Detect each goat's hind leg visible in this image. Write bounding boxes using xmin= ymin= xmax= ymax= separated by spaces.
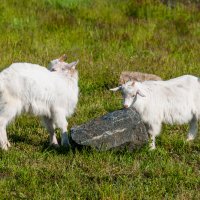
xmin=0 ymin=99 xmax=21 ymax=150
xmin=42 ymin=117 xmax=59 ymax=147
xmin=187 ymin=115 xmax=198 ymax=141
xmin=0 ymin=115 xmax=13 ymax=150
xmin=0 ymin=125 xmax=9 ymax=150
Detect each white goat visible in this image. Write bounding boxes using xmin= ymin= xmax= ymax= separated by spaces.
xmin=119 ymin=71 xmax=162 ymax=85
xmin=111 ymin=75 xmax=200 ymax=149
xmin=0 ymin=55 xmax=79 ymax=150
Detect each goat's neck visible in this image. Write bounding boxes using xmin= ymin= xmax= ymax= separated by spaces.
xmin=132 ymin=85 xmax=148 ymax=114
xmin=59 ymin=73 xmax=78 ymax=84
xmin=67 ymin=76 xmax=78 ymax=87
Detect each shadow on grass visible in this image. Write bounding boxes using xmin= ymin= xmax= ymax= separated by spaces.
xmin=9 ymin=132 xmax=149 ymax=156
xmin=9 ymin=134 xmax=41 ymax=147
xmin=40 ymin=141 xmax=140 ymax=156
xmin=40 ymin=139 xmax=93 ymax=155
xmin=8 ymin=132 xmax=89 ymax=155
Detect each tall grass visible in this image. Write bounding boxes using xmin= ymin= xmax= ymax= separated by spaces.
xmin=0 ymin=0 xmax=200 ymax=199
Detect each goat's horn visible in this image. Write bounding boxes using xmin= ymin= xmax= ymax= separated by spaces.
xmin=59 ymin=54 xmax=67 ymax=61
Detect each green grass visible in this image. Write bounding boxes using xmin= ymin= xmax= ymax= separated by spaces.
xmin=0 ymin=0 xmax=200 ymax=199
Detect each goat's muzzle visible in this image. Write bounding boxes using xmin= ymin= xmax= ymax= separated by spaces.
xmin=124 ymin=105 xmax=129 ymax=109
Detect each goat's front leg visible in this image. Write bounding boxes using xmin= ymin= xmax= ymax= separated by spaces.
xmin=148 ymin=123 xmax=161 ymax=150
xmin=42 ymin=117 xmax=59 ymax=147
xmin=60 ymin=120 xmax=70 ymax=147
xmin=53 ymin=112 xmax=70 ymax=148
xmin=187 ymin=115 xmax=198 ymax=141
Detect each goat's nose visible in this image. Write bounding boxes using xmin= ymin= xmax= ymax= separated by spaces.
xmin=124 ymin=105 xmax=129 ymax=109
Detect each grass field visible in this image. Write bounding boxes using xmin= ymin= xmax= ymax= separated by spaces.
xmin=0 ymin=0 xmax=200 ymax=199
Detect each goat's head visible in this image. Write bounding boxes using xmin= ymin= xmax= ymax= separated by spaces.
xmin=110 ymin=81 xmax=145 ymax=108
xmin=48 ymin=54 xmax=79 ymax=78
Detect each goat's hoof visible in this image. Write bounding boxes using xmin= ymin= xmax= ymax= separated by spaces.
xmin=61 ymin=136 xmax=70 ymax=148
xmin=50 ymin=143 xmax=60 ymax=148
xmin=186 ymin=135 xmax=195 ymax=142
xmin=7 ymin=141 xmax=11 ymax=147
xmin=149 ymin=146 xmax=156 ymax=150
xmin=0 ymin=140 xmax=11 ymax=150
xmin=0 ymin=144 xmax=9 ymax=151
xmin=61 ymin=140 xmax=71 ymax=150
xmin=61 ymin=142 xmax=70 ymax=148
xmin=186 ymin=138 xmax=194 ymax=142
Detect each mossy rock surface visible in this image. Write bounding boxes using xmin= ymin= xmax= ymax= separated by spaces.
xmin=70 ymin=107 xmax=148 ymax=151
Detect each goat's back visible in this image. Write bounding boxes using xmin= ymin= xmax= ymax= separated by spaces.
xmin=0 ymin=63 xmax=78 ymax=117
xmin=136 ymin=75 xmax=200 ymax=124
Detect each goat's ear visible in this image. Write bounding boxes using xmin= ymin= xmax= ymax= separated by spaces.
xmin=68 ymin=60 xmax=79 ymax=69
xmin=119 ymin=79 xmax=125 ymax=85
xmin=110 ymin=86 xmax=122 ymax=92
xmin=59 ymin=54 xmax=67 ymax=62
xmin=137 ymin=89 xmax=145 ymax=97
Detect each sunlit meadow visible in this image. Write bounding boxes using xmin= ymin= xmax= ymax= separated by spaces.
xmin=0 ymin=0 xmax=200 ymax=199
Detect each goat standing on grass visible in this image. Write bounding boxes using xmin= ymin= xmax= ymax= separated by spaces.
xmin=111 ymin=75 xmax=200 ymax=149
xmin=0 ymin=55 xmax=79 ymax=150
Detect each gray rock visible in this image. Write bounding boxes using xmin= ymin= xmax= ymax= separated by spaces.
xmin=69 ymin=107 xmax=148 ymax=151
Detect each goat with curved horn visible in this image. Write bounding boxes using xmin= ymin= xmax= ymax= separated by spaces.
xmin=59 ymin=54 xmax=67 ymax=62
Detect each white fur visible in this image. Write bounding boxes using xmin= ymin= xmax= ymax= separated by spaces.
xmin=111 ymin=75 xmax=200 ymax=149
xmin=0 ymin=59 xmax=79 ymax=150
